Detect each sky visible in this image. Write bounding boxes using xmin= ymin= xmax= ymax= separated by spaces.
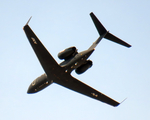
xmin=0 ymin=0 xmax=150 ymax=120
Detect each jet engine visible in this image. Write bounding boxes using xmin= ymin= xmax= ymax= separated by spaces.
xmin=75 ymin=60 xmax=93 ymax=74
xmin=58 ymin=46 xmax=77 ymax=60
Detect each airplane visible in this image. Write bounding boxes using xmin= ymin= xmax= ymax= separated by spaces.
xmin=23 ymin=12 xmax=131 ymax=107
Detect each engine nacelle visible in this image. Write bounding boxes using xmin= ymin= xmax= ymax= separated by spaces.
xmin=75 ymin=60 xmax=93 ymax=74
xmin=58 ymin=46 xmax=77 ymax=60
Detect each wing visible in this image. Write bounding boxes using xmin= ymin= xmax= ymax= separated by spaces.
xmin=54 ymin=74 xmax=120 ymax=107
xmin=23 ymin=25 xmax=62 ymax=77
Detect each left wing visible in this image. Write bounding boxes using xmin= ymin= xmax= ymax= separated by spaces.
xmin=23 ymin=24 xmax=62 ymax=77
xmin=54 ymin=74 xmax=120 ymax=107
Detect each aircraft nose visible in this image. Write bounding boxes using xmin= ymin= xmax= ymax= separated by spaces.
xmin=27 ymin=84 xmax=36 ymax=94
xmin=27 ymin=89 xmax=33 ymax=94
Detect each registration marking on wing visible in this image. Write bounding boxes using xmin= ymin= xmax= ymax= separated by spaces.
xmin=31 ymin=37 xmax=37 ymax=44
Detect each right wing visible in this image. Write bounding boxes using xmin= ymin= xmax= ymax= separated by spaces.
xmin=54 ymin=74 xmax=120 ymax=107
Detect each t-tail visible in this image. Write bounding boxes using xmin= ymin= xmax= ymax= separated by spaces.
xmin=89 ymin=12 xmax=131 ymax=50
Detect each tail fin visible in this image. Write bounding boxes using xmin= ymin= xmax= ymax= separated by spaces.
xmin=90 ymin=12 xmax=131 ymax=48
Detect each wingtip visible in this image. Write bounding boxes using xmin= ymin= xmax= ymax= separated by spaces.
xmin=90 ymin=12 xmax=93 ymax=15
xmin=90 ymin=12 xmax=95 ymax=16
xmin=115 ymin=98 xmax=127 ymax=107
xmin=23 ymin=16 xmax=32 ymax=30
xmin=113 ymin=98 xmax=127 ymax=107
xmin=114 ymin=103 xmax=120 ymax=107
xmin=128 ymin=45 xmax=132 ymax=48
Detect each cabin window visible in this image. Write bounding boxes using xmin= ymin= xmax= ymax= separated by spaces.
xmin=71 ymin=66 xmax=74 ymax=68
xmin=32 ymin=81 xmax=36 ymax=86
xmin=75 ymin=62 xmax=78 ymax=66
xmin=46 ymin=81 xmax=49 ymax=84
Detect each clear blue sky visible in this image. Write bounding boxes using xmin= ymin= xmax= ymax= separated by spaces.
xmin=0 ymin=1 xmax=150 ymax=120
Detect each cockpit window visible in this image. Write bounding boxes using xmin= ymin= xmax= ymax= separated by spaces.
xmin=32 ymin=81 xmax=36 ymax=86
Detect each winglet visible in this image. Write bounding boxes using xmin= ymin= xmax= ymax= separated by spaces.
xmin=121 ymin=98 xmax=127 ymax=104
xmin=25 ymin=16 xmax=32 ymax=25
xmin=115 ymin=98 xmax=127 ymax=107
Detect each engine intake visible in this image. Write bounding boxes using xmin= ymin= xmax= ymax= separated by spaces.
xmin=58 ymin=46 xmax=77 ymax=60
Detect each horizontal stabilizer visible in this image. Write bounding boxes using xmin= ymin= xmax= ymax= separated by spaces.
xmin=90 ymin=12 xmax=131 ymax=48
xmin=105 ymin=32 xmax=131 ymax=47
